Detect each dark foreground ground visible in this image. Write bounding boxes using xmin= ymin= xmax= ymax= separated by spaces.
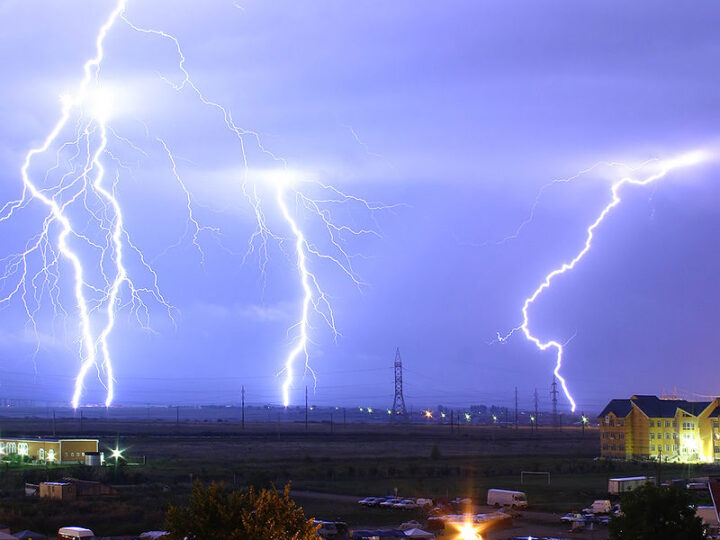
xmin=0 ymin=417 xmax=714 ymax=537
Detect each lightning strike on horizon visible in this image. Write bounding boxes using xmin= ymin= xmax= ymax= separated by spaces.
xmin=498 ymin=149 xmax=711 ymax=412
xmin=1 ymin=0 xmax=389 ymax=408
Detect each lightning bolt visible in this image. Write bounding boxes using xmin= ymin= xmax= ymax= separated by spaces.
xmin=499 ymin=149 xmax=711 ymax=412
xmin=2 ymin=1 xmax=391 ymax=408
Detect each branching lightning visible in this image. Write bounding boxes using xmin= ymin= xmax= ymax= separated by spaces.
xmin=2 ymin=0 xmax=390 ymax=407
xmin=498 ymin=150 xmax=711 ymax=412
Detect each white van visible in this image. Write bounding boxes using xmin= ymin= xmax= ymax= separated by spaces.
xmin=486 ymin=489 xmax=527 ymax=509
xmin=58 ymin=527 xmax=95 ymax=540
xmin=582 ymin=499 xmax=611 ymax=514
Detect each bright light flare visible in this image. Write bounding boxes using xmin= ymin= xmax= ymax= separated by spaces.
xmin=424 ymin=409 xmax=433 ymax=419
xmin=110 ymin=447 xmax=123 ymax=460
xmin=451 ymin=518 xmax=482 ymax=540
xmin=499 ymin=149 xmax=713 ymax=412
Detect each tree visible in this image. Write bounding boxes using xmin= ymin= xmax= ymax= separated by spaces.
xmin=609 ymin=483 xmax=706 ymax=540
xmin=165 ymin=480 xmax=320 ymax=540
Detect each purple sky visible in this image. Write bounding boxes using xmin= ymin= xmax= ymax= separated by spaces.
xmin=0 ymin=0 xmax=719 ymax=413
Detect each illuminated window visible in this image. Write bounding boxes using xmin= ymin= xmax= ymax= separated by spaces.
xmin=0 ymin=442 xmax=5 ymax=455
xmin=18 ymin=443 xmax=28 ymax=456
xmin=7 ymin=442 xmax=16 ymax=454
xmin=38 ymin=449 xmax=44 ymax=460
xmin=47 ymin=449 xmax=55 ymax=462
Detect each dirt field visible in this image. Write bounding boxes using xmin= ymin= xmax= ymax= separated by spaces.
xmin=0 ymin=416 xmax=713 ymax=537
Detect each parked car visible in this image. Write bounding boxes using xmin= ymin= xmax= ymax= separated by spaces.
xmin=393 ymin=499 xmax=420 ymax=509
xmin=379 ymin=497 xmax=402 ymax=508
xmin=358 ymin=497 xmax=380 ymax=506
xmin=415 ymin=497 xmax=434 ymax=508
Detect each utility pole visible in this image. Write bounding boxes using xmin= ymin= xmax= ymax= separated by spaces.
xmin=534 ymin=388 xmax=539 ymax=433
xmin=241 ymin=386 xmax=245 ymax=430
xmin=514 ymin=386 xmax=518 ymax=430
xmin=305 ymin=386 xmax=308 ymax=432
xmin=551 ymin=377 xmax=559 ymax=428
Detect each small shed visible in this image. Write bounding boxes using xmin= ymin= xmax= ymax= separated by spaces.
xmin=39 ymin=482 xmax=76 ymax=501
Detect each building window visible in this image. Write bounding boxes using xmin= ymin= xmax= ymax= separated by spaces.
xmin=714 ymin=446 xmax=720 ymax=454
xmin=651 ymin=444 xmax=655 ymax=451
xmin=38 ymin=448 xmax=44 ymax=460
xmin=611 ymin=445 xmax=616 ymax=451
xmin=617 ymin=420 xmax=624 ymax=426
xmin=47 ymin=449 xmax=55 ymax=462
xmin=7 ymin=442 xmax=16 ymax=454
xmin=673 ymin=445 xmax=677 ymax=451
xmin=619 ymin=444 xmax=625 ymax=451
xmin=665 ymin=421 xmax=670 ymax=428
xmin=713 ymin=421 xmax=719 ymax=429
xmin=18 ymin=443 xmax=28 ymax=456
xmin=666 ymin=433 xmax=671 ymax=439
xmin=650 ymin=420 xmax=655 ymax=427
xmin=619 ymin=433 xmax=624 ymax=439
xmin=610 ymin=433 xmax=615 ymax=439
xmin=672 ymin=421 xmax=677 ymax=428
xmin=650 ymin=433 xmax=655 ymax=439
xmin=666 ymin=444 xmax=670 ymax=452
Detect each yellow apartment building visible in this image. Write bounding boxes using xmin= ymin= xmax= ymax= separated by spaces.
xmin=599 ymin=395 xmax=720 ymax=463
xmin=0 ymin=438 xmax=98 ymax=463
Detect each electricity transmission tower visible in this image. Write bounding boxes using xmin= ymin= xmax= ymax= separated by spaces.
xmin=391 ymin=348 xmax=407 ymax=418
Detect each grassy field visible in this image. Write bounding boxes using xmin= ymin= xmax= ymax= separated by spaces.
xmin=0 ymin=418 xmax=714 ymax=535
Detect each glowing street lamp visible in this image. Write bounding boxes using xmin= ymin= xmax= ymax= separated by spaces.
xmin=464 ymin=412 xmax=471 ymax=423
xmin=425 ymin=410 xmax=433 ymax=419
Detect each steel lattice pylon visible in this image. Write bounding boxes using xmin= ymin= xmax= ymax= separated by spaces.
xmin=391 ymin=348 xmax=407 ymax=417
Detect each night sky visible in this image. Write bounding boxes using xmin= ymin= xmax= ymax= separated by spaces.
xmin=0 ymin=0 xmax=719 ymax=413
